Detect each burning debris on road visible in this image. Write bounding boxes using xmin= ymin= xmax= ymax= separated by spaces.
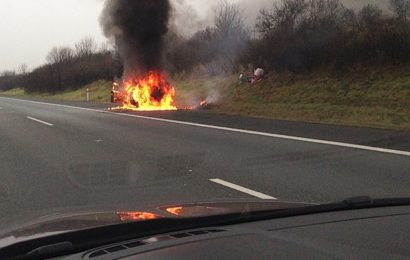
xmin=101 ymin=0 xmax=176 ymax=111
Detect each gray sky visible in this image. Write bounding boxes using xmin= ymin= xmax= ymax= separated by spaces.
xmin=0 ymin=0 xmax=230 ymax=72
xmin=0 ymin=0 xmax=107 ymax=72
xmin=0 ymin=0 xmax=381 ymax=72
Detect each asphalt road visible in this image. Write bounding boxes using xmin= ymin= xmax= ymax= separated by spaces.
xmin=0 ymin=96 xmax=409 ymax=231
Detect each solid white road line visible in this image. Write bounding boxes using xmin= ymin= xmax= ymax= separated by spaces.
xmin=117 ymin=113 xmax=410 ymax=157
xmin=0 ymin=97 xmax=107 ymax=113
xmin=210 ymin=178 xmax=277 ymax=200
xmin=26 ymin=116 xmax=54 ymax=126
xmin=1 ymin=96 xmax=409 ymax=157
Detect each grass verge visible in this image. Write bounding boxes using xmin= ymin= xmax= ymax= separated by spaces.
xmin=0 ymin=80 xmax=112 ymax=103
xmin=174 ymin=66 xmax=410 ymax=130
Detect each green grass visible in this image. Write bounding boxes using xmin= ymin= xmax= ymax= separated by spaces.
xmin=1 ymin=88 xmax=26 ymax=96
xmin=0 ymin=80 xmax=113 ymax=103
xmin=1 ymin=66 xmax=409 ymax=130
xmin=49 ymin=80 xmax=113 ymax=103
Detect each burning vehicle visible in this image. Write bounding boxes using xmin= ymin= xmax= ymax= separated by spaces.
xmin=103 ymin=0 xmax=211 ymax=112
xmin=110 ymin=71 xmax=176 ymax=111
xmin=102 ymin=0 xmax=176 ymax=111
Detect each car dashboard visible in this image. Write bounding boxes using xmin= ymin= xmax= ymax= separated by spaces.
xmin=58 ymin=205 xmax=410 ymax=259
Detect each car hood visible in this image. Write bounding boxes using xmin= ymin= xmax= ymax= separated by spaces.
xmin=0 ymin=200 xmax=311 ymax=248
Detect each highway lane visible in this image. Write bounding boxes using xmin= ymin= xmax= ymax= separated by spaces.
xmin=0 ymin=96 xmax=409 ymax=231
xmin=0 ymin=98 xmax=242 ymax=231
xmin=3 ymin=95 xmax=409 ymax=152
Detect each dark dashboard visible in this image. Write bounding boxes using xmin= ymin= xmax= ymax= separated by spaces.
xmin=60 ymin=205 xmax=410 ymax=259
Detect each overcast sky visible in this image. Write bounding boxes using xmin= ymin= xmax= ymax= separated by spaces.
xmin=0 ymin=0 xmax=251 ymax=72
xmin=0 ymin=0 xmax=107 ymax=72
xmin=0 ymin=0 xmax=380 ymax=72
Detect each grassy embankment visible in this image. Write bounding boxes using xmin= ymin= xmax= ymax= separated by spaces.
xmin=1 ymin=66 xmax=409 ymax=130
xmin=175 ymin=66 xmax=410 ymax=130
xmin=0 ymin=80 xmax=113 ymax=103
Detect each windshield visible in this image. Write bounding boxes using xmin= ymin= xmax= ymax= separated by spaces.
xmin=0 ymin=0 xmax=409 ymax=238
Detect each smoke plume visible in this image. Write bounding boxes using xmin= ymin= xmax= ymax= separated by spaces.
xmin=100 ymin=0 xmax=171 ymax=77
xmin=169 ymin=0 xmax=208 ymax=37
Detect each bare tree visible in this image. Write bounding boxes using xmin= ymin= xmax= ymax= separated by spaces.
xmin=359 ymin=4 xmax=382 ymax=23
xmin=214 ymin=0 xmax=250 ymax=72
xmin=75 ymin=37 xmax=98 ymax=58
xmin=257 ymin=8 xmax=276 ymax=35
xmin=257 ymin=0 xmax=307 ymax=35
xmin=18 ymin=63 xmax=28 ymax=75
xmin=389 ymin=0 xmax=410 ymax=21
xmin=214 ymin=0 xmax=247 ymax=36
xmin=0 ymin=70 xmax=17 ymax=91
xmin=46 ymin=46 xmax=74 ymax=65
xmin=99 ymin=42 xmax=111 ymax=54
xmin=0 ymin=70 xmax=15 ymax=77
xmin=46 ymin=46 xmax=74 ymax=91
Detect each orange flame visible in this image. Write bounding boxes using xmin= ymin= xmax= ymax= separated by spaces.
xmin=113 ymin=71 xmax=177 ymax=111
xmin=117 ymin=211 xmax=161 ymax=222
xmin=165 ymin=207 xmax=184 ymax=216
xmin=200 ymin=100 xmax=208 ymax=107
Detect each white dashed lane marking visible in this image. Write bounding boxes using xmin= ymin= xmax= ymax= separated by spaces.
xmin=26 ymin=116 xmax=54 ymax=126
xmin=210 ymin=178 xmax=277 ymax=200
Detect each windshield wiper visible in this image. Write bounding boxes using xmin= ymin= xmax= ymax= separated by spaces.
xmin=3 ymin=197 xmax=410 ymax=260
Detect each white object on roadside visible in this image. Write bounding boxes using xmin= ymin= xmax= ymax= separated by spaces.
xmin=254 ymin=68 xmax=264 ymax=77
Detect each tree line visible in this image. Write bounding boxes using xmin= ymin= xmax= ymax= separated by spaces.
xmin=0 ymin=37 xmax=122 ymax=93
xmin=2 ymin=0 xmax=410 ymax=93
xmin=243 ymin=0 xmax=410 ymax=72
xmin=168 ymin=0 xmax=410 ymax=75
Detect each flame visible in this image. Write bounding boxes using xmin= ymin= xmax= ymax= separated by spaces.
xmin=200 ymin=100 xmax=208 ymax=107
xmin=165 ymin=207 xmax=184 ymax=216
xmin=117 ymin=211 xmax=161 ymax=222
xmin=112 ymin=71 xmax=177 ymax=111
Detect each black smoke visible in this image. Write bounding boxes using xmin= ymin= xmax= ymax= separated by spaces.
xmin=100 ymin=0 xmax=171 ymax=77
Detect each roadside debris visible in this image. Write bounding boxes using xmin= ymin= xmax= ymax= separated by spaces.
xmin=239 ymin=68 xmax=265 ymax=85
